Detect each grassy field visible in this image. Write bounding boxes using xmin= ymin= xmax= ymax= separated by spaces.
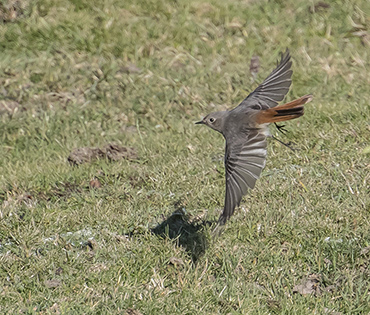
xmin=1 ymin=0 xmax=370 ymax=313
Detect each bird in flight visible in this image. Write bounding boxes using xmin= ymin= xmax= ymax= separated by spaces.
xmin=196 ymin=49 xmax=312 ymax=225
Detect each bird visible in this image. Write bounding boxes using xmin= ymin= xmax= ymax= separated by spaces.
xmin=196 ymin=49 xmax=312 ymax=225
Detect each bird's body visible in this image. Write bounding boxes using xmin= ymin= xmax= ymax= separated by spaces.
xmin=196 ymin=50 xmax=312 ymax=225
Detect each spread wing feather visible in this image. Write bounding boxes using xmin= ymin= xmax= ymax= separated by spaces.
xmin=219 ymin=130 xmax=267 ymax=224
xmin=236 ymin=49 xmax=293 ymax=110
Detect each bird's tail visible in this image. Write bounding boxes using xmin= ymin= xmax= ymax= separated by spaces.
xmin=256 ymin=94 xmax=313 ymax=124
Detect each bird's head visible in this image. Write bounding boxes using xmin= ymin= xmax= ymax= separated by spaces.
xmin=195 ymin=111 xmax=227 ymax=134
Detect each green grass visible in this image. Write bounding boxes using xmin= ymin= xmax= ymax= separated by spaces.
xmin=1 ymin=0 xmax=370 ymax=313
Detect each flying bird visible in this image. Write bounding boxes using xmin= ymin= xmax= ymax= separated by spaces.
xmin=196 ymin=49 xmax=312 ymax=225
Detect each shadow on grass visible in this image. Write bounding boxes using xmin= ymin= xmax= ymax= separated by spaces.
xmin=151 ymin=207 xmax=214 ymax=263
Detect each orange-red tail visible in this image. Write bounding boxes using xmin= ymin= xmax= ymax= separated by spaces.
xmin=256 ymin=94 xmax=313 ymax=124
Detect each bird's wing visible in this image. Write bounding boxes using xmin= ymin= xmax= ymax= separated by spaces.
xmin=219 ymin=129 xmax=267 ymax=224
xmin=235 ymin=49 xmax=292 ymax=110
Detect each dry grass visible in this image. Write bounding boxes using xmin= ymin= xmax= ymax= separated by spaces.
xmin=1 ymin=0 xmax=370 ymax=313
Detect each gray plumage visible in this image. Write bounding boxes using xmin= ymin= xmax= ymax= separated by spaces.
xmin=196 ymin=50 xmax=294 ymax=225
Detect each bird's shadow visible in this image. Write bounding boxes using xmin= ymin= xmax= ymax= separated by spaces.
xmin=151 ymin=206 xmax=214 ymax=263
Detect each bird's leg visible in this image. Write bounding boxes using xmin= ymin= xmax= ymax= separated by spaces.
xmin=274 ymin=122 xmax=288 ymax=135
xmin=273 ymin=123 xmax=297 ymax=151
xmin=271 ymin=135 xmax=297 ymax=152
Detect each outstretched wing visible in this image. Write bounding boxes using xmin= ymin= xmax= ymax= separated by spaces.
xmin=219 ymin=130 xmax=267 ymax=225
xmin=236 ymin=49 xmax=292 ymax=110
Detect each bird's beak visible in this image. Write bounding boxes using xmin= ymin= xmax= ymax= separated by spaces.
xmin=195 ymin=120 xmax=204 ymax=125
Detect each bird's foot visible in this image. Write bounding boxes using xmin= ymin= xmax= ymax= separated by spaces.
xmin=274 ymin=123 xmax=288 ymax=135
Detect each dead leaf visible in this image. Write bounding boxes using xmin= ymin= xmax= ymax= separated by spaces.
xmin=68 ymin=144 xmax=138 ymax=165
xmin=169 ymin=257 xmax=184 ymax=267
xmin=125 ymin=309 xmax=143 ymax=315
xmin=226 ymin=18 xmax=243 ymax=29
xmin=103 ymin=144 xmax=138 ymax=161
xmin=85 ymin=239 xmax=98 ymax=250
xmin=89 ymin=263 xmax=108 ymax=273
xmin=249 ymin=55 xmax=260 ymax=75
xmin=121 ymin=63 xmax=141 ymax=74
xmin=55 ymin=267 xmax=63 ymax=275
xmin=89 ymin=179 xmax=102 ymax=189
xmin=68 ymin=147 xmax=105 ymax=165
xmin=0 ymin=0 xmax=27 ymax=23
xmin=44 ymin=279 xmax=61 ymax=289
xmin=293 ymin=274 xmax=321 ymax=295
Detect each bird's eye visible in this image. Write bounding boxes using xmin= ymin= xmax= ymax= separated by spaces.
xmin=209 ymin=118 xmax=215 ymax=123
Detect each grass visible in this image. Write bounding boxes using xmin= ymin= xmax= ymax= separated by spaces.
xmin=1 ymin=0 xmax=370 ymax=313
